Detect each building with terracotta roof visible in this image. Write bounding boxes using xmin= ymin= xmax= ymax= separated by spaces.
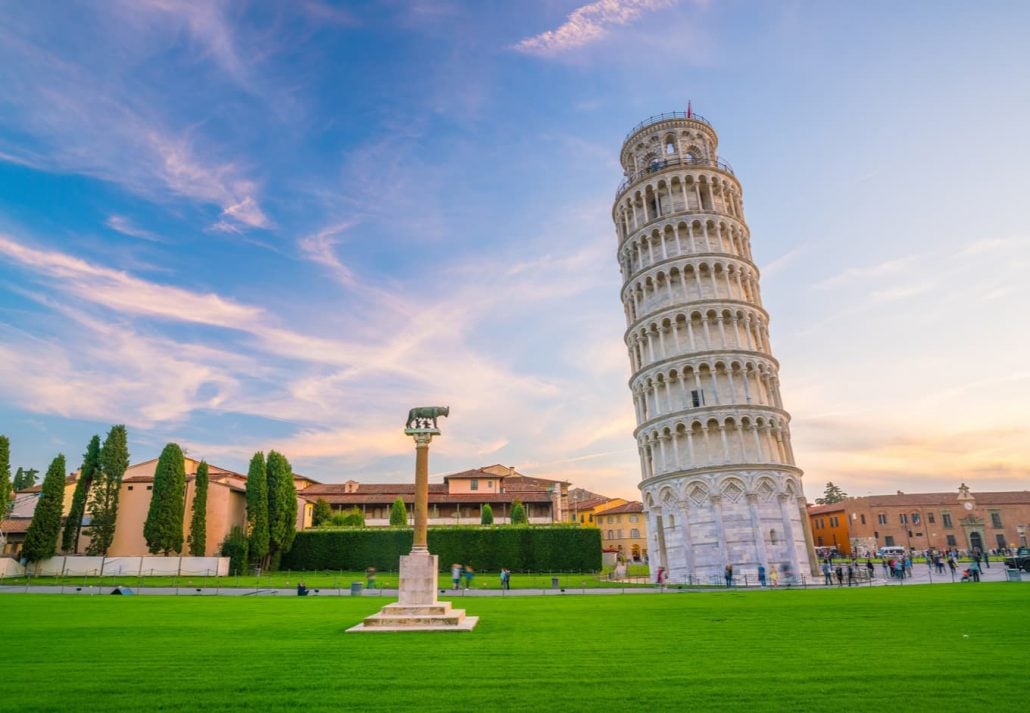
xmin=300 ymin=465 xmax=569 ymax=526
xmin=807 ymin=483 xmax=1030 ymax=556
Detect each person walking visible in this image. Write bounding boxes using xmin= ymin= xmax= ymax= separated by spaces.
xmin=770 ymin=564 xmax=779 ymax=587
xmin=463 ymin=564 xmax=475 ymax=589
xmin=500 ymin=567 xmax=510 ymax=590
xmin=451 ymin=563 xmax=462 ymax=590
xmin=968 ymin=560 xmax=981 ymax=582
xmin=822 ymin=561 xmax=832 ymax=586
xmin=983 ymin=551 xmax=990 ymax=568
xmin=881 ymin=558 xmax=890 ymax=576
xmin=365 ymin=566 xmax=377 ymax=590
xmin=724 ymin=564 xmax=734 ymax=587
xmin=846 ymin=564 xmax=855 ymax=586
xmin=865 ymin=558 xmax=875 ymax=580
xmin=758 ymin=564 xmax=767 ymax=588
xmin=834 ymin=566 xmax=844 ymax=586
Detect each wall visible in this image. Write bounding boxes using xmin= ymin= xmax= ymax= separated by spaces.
xmin=3 ymin=556 xmax=230 ymax=577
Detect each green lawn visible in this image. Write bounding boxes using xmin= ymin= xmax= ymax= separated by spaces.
xmin=2 ymin=585 xmax=1027 ymax=712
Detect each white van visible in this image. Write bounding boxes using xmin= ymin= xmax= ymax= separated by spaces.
xmin=877 ymin=546 xmax=907 ymax=558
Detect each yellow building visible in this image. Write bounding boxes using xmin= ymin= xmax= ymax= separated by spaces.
xmin=594 ymin=501 xmax=648 ymax=563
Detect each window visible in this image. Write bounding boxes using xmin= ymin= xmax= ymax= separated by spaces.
xmin=691 ymin=389 xmax=705 ymax=407
xmin=830 ymin=516 xmax=839 ymax=528
xmin=816 ymin=536 xmax=824 ymax=546
xmin=899 ymin=514 xmax=908 ymax=525
xmin=996 ymin=534 xmax=1007 ymax=549
xmin=884 ymin=536 xmax=895 ymax=546
xmin=927 ymin=512 xmax=935 ymax=524
xmin=607 ymin=530 xmax=614 ymax=540
xmin=617 ymin=529 xmax=623 ymax=539
xmin=877 ymin=513 xmax=888 ymax=525
xmin=487 ymin=480 xmax=493 ymax=488
xmin=770 ymin=529 xmax=778 ymax=545
xmin=630 ymin=529 xmax=640 ymax=538
xmin=873 ymin=531 xmax=879 ymax=539
xmin=470 ymin=479 xmax=479 ymax=491
xmin=991 ymin=512 xmax=1003 ymax=528
xmin=588 ymin=514 xmax=593 ymax=522
xmin=942 ymin=512 xmax=953 ymax=528
xmin=860 ymin=514 xmax=866 ymax=525
xmin=668 ymin=514 xmax=676 ymax=528
xmin=127 ymin=485 xmax=134 ymax=491
xmin=946 ymin=534 xmax=957 ymax=547
xmin=146 ymin=485 xmax=153 ymax=491
xmin=630 ymin=515 xmax=640 ymax=523
xmin=911 ymin=512 xmax=920 ymax=525
xmin=608 ymin=516 xmax=615 ymax=524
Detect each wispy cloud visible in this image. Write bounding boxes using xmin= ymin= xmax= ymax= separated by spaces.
xmin=105 ymin=215 xmax=165 ymax=243
xmin=513 ymin=0 xmax=678 ymax=57
xmin=298 ymin=222 xmax=360 ymax=288
xmin=814 ymin=255 xmax=918 ymax=289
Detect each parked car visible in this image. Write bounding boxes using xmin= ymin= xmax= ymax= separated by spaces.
xmin=1004 ymin=547 xmax=1030 ymax=572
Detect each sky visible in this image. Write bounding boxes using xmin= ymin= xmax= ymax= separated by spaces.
xmin=1 ymin=0 xmax=1029 ymax=501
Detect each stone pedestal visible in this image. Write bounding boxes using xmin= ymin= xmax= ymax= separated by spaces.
xmin=347 ymin=552 xmax=478 ymax=633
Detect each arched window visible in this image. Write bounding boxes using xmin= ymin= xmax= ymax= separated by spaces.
xmin=667 ymin=514 xmax=675 ymax=528
xmin=769 ymin=529 xmax=778 ymax=545
xmin=607 ymin=530 xmax=615 ymax=540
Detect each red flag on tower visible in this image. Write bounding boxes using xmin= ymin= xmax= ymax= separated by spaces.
xmin=687 ymin=101 xmax=692 ymax=118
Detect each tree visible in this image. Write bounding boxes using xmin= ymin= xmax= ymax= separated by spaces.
xmin=816 ymin=482 xmax=848 ymax=505
xmin=188 ymin=460 xmax=209 ymax=556
xmin=389 ymin=497 xmax=408 ymax=527
xmin=86 ymin=425 xmax=129 ymax=556
xmin=480 ymin=503 xmax=494 ymax=525
xmin=143 ymin=443 xmax=186 ymax=555
xmin=245 ymin=452 xmax=269 ymax=567
xmin=14 ymin=467 xmax=39 ymax=491
xmin=265 ymin=450 xmax=297 ymax=570
xmin=330 ymin=508 xmax=364 ymax=527
xmin=0 ymin=435 xmax=12 ymax=521
xmin=62 ymin=435 xmax=100 ymax=553
xmin=511 ymin=499 xmax=527 ymax=525
xmin=312 ymin=498 xmax=332 ymax=527
xmin=22 ymin=454 xmax=67 ymax=564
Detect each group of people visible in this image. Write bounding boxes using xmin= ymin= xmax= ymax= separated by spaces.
xmin=822 ymin=558 xmax=874 ymax=586
xmin=450 ymin=563 xmax=476 ymax=589
xmin=723 ymin=562 xmax=789 ymax=587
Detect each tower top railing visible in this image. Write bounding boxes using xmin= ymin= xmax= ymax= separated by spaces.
xmin=615 ymin=156 xmax=735 ymax=199
xmin=624 ymin=111 xmax=713 ymax=142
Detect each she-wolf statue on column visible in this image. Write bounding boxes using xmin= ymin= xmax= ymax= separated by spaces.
xmin=405 ymin=406 xmax=450 ymax=430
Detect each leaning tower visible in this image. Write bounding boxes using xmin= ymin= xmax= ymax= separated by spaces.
xmin=613 ymin=111 xmax=816 ymax=583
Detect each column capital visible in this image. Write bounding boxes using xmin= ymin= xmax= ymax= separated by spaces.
xmin=409 ymin=432 xmax=436 ymax=447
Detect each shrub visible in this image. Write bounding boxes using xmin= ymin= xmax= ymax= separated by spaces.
xmin=480 ymin=503 xmax=494 ymax=525
xmin=328 ymin=508 xmax=364 ymax=527
xmin=389 ymin=498 xmax=407 ymax=527
xmin=220 ymin=526 xmax=250 ymax=575
xmin=510 ymin=499 xmax=527 ymax=525
xmin=312 ymin=498 xmax=332 ymax=526
xmin=282 ymin=526 xmax=602 ymax=572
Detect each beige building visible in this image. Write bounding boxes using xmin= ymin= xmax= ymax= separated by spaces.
xmin=301 ymin=465 xmax=570 ymax=526
xmin=2 ymin=458 xmax=315 ymax=558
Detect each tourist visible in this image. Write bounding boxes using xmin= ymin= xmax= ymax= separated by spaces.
xmin=881 ymin=559 xmax=890 ymax=576
xmin=366 ymin=566 xmax=377 ymax=589
xmin=500 ymin=567 xmax=510 ymax=590
xmin=451 ymin=563 xmax=462 ymax=589
xmin=770 ymin=564 xmax=779 ymax=587
xmin=297 ymin=582 xmax=308 ymax=596
xmin=865 ymin=559 xmax=874 ymax=579
xmin=757 ymin=564 xmax=767 ymax=587
xmin=893 ymin=559 xmax=904 ymax=579
xmin=656 ymin=566 xmax=666 ymax=586
xmin=846 ymin=564 xmax=855 ymax=586
xmin=968 ymin=560 xmax=981 ymax=582
xmin=834 ymin=566 xmax=843 ymax=586
xmin=724 ymin=564 xmax=733 ymax=587
xmin=463 ymin=564 xmax=475 ymax=589
xmin=983 ymin=551 xmax=990 ymax=568
xmin=822 ymin=561 xmax=832 ymax=585
xmin=947 ymin=556 xmax=957 ymax=576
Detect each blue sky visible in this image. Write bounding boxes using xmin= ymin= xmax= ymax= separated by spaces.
xmin=1 ymin=1 xmax=1028 ymax=500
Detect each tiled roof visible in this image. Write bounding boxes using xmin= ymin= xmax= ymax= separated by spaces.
xmin=0 ymin=518 xmax=33 ymax=534
xmin=600 ymin=501 xmax=644 ymax=515
xmin=442 ymin=469 xmax=496 ymax=481
xmin=846 ymin=491 xmax=1030 ymax=507
xmin=569 ymin=496 xmax=611 ymax=511
xmin=807 ymin=503 xmax=847 ymax=515
xmin=301 ymin=490 xmax=552 ymax=506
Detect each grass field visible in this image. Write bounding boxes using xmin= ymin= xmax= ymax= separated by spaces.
xmin=3 ymin=584 xmax=1027 ymax=712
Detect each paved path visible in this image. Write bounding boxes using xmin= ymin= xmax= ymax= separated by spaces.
xmin=0 ymin=564 xmax=1022 ymax=597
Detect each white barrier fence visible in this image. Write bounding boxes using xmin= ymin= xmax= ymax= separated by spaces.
xmin=1 ymin=555 xmax=230 ymax=578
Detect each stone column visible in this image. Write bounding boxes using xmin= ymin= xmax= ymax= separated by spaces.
xmin=747 ymin=493 xmax=768 ymax=567
xmin=777 ymin=493 xmax=801 ymax=579
xmin=412 ymin=432 xmax=432 ymax=553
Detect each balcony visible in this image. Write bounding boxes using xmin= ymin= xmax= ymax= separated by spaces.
xmin=624 ymin=111 xmax=713 ymax=141
xmin=616 ymin=156 xmax=736 ymax=200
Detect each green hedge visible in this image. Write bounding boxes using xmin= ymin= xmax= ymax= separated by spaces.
xmin=281 ymin=526 xmax=602 ymax=572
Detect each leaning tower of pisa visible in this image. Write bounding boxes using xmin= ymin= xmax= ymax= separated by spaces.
xmin=613 ymin=111 xmax=816 ymax=583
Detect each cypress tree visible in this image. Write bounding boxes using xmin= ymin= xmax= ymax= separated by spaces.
xmin=188 ymin=460 xmax=209 ymax=556
xmin=143 ymin=443 xmax=186 ymax=555
xmin=312 ymin=498 xmax=332 ymax=527
xmin=511 ymin=499 xmax=527 ymax=525
xmin=0 ymin=436 xmax=12 ymax=520
xmin=389 ymin=497 xmax=408 ymax=527
xmin=22 ymin=454 xmax=67 ymax=564
xmin=86 ymin=425 xmax=129 ymax=556
xmin=14 ymin=467 xmax=39 ymax=491
xmin=62 ymin=435 xmax=100 ymax=553
xmin=266 ymin=450 xmax=297 ymax=569
xmin=245 ymin=452 xmax=269 ymax=568
xmin=13 ymin=466 xmax=25 ymax=491
xmin=481 ymin=503 xmax=494 ymax=525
